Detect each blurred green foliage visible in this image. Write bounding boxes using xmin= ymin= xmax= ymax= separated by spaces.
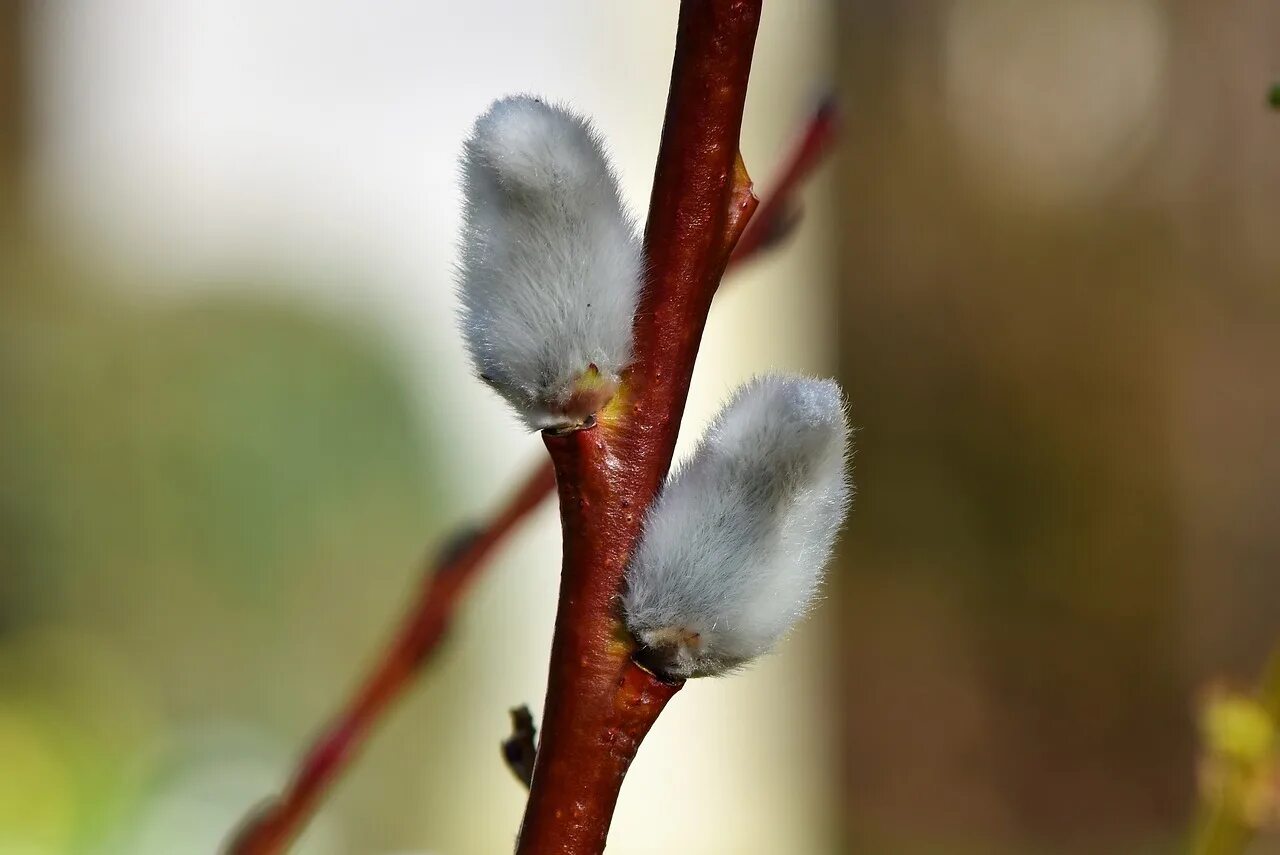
xmin=0 ymin=231 xmax=442 ymax=853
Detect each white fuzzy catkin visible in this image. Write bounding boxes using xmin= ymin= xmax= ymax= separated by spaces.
xmin=457 ymin=95 xmax=642 ymax=430
xmin=622 ymin=375 xmax=852 ymax=680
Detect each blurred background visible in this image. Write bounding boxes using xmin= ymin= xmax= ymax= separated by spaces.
xmin=1 ymin=1 xmax=1277 ymax=853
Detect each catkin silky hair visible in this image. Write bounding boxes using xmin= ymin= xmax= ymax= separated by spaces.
xmin=457 ymin=96 xmax=642 ymax=430
xmin=623 ymin=375 xmax=852 ymax=680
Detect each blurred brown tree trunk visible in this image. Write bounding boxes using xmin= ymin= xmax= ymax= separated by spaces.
xmin=831 ymin=3 xmax=1196 ymax=850
xmin=0 ymin=0 xmax=26 ymax=213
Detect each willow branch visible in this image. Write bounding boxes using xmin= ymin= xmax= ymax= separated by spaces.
xmin=227 ymin=18 xmax=835 ymax=852
xmin=514 ymin=2 xmax=762 ymax=852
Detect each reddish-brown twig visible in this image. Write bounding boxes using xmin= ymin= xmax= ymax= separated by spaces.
xmin=227 ymin=465 xmax=555 ymax=855
xmin=229 ymin=18 xmax=827 ymax=851
xmin=731 ymin=94 xmax=837 ymax=265
xmin=515 ymin=2 xmax=762 ymax=852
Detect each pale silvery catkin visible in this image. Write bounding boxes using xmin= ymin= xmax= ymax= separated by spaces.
xmin=457 ymin=95 xmax=642 ymax=431
xmin=622 ymin=375 xmax=852 ymax=680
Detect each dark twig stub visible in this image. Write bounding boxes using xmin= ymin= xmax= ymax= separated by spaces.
xmin=502 ymin=705 xmax=538 ymax=790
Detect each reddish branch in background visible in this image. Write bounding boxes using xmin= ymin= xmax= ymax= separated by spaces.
xmin=731 ymin=94 xmax=837 ymax=266
xmin=230 ymin=3 xmax=834 ymax=851
xmin=227 ymin=465 xmax=554 ymax=855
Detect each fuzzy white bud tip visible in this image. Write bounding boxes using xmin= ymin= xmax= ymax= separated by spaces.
xmin=457 ymin=95 xmax=642 ymax=431
xmin=622 ymin=374 xmax=853 ymax=680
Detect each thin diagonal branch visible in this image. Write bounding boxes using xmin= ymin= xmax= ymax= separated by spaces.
xmin=227 ymin=466 xmax=554 ymax=855
xmin=227 ymin=51 xmax=830 ymax=855
xmin=731 ymin=95 xmax=837 ymax=265
xmin=502 ymin=705 xmax=538 ymax=789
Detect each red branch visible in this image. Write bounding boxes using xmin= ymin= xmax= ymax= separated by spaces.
xmin=515 ymin=2 xmax=762 ymax=852
xmin=228 ymin=8 xmax=835 ymax=851
xmin=227 ymin=466 xmax=556 ymax=855
xmin=731 ymin=94 xmax=836 ymax=265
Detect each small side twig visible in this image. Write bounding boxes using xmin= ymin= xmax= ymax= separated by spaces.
xmin=502 ymin=705 xmax=538 ymax=790
xmin=731 ymin=95 xmax=837 ymax=265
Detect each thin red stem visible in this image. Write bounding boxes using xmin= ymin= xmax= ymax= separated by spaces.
xmin=228 ymin=465 xmax=555 ymax=855
xmin=515 ymin=2 xmax=762 ymax=852
xmin=731 ymin=96 xmax=837 ymax=265
xmin=514 ymin=429 xmax=684 ymax=853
